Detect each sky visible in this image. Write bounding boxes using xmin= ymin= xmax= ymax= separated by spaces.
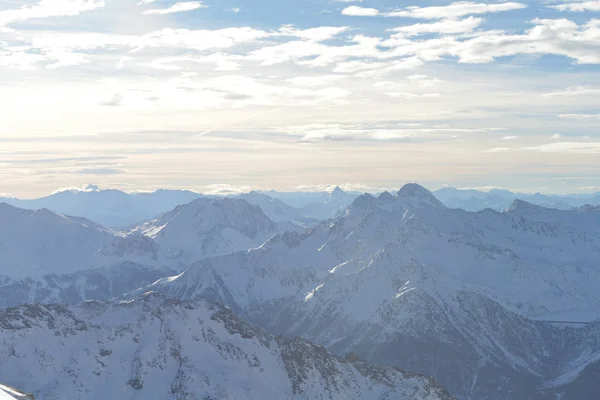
xmin=0 ymin=0 xmax=599 ymax=198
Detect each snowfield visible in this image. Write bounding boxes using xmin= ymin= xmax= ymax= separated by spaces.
xmin=0 ymin=293 xmax=453 ymax=400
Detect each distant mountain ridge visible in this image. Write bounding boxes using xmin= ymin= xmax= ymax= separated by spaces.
xmin=0 ymin=186 xmax=203 ymax=228
xmin=0 ymin=197 xmax=287 ymax=308
xmin=434 ymin=187 xmax=600 ymax=212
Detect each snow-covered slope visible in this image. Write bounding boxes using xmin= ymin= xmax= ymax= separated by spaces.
xmin=260 ymin=187 xmax=359 ymax=221
xmin=0 ymin=198 xmax=284 ymax=308
xmin=0 ymin=203 xmax=117 ymax=279
xmin=126 ymin=198 xmax=281 ymax=267
xmin=135 ymin=184 xmax=600 ymax=399
xmin=0 ymin=293 xmax=454 ymax=400
xmin=0 ymin=186 xmax=202 ymax=228
xmin=0 ymin=385 xmax=34 ymax=400
xmin=238 ymin=191 xmax=318 ymax=227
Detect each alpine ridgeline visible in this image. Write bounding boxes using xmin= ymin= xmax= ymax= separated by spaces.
xmin=134 ymin=184 xmax=600 ymax=400
xmin=0 ymin=198 xmax=282 ymax=308
xmin=0 ymin=293 xmax=453 ymax=400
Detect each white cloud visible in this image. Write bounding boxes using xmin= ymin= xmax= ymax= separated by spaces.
xmin=341 ymin=6 xmax=380 ymax=16
xmin=278 ymin=26 xmax=349 ymax=42
xmin=559 ymin=113 xmax=600 ymax=120
xmin=524 ymin=142 xmax=600 ymax=154
xmin=551 ymin=133 xmax=562 ymax=139
xmin=485 ymin=147 xmax=512 ymax=153
xmin=0 ymin=0 xmax=105 ymax=27
xmin=287 ymin=75 xmax=348 ymax=87
xmin=391 ymin=17 xmax=483 ymax=36
xmin=115 ymin=56 xmax=134 ymax=69
xmin=551 ymin=1 xmax=600 ymax=12
xmin=284 ymin=123 xmax=481 ymax=142
xmin=406 ymin=74 xmax=442 ymax=87
xmin=387 ymin=2 xmax=527 ymax=19
xmin=385 ymin=92 xmax=442 ymax=99
xmin=501 ymin=135 xmax=518 ymax=140
xmin=541 ymin=86 xmax=600 ymax=97
xmin=143 ymin=1 xmax=206 ymax=15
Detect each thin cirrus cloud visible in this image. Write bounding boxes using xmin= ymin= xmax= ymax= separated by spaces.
xmin=524 ymin=142 xmax=600 ymax=154
xmin=0 ymin=0 xmax=105 ymax=27
xmin=550 ymin=1 xmax=600 ymax=12
xmin=341 ymin=2 xmax=527 ymax=19
xmin=390 ymin=17 xmax=484 ymax=36
xmin=2 ymin=0 xmax=600 ymax=195
xmin=559 ymin=113 xmax=600 ymax=120
xmin=541 ymin=87 xmax=600 ymax=97
xmin=143 ymin=1 xmax=206 ymax=15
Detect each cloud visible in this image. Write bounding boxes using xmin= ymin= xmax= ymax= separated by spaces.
xmin=342 ymin=2 xmax=527 ymax=19
xmin=485 ymin=147 xmax=512 ymax=153
xmin=100 ymin=93 xmax=124 ymax=107
xmin=284 ymin=123 xmax=477 ymax=142
xmin=0 ymin=0 xmax=105 ymax=27
xmin=390 ymin=17 xmax=483 ymax=36
xmin=385 ymin=92 xmax=442 ymax=99
xmin=386 ymin=2 xmax=527 ymax=19
xmin=550 ymin=1 xmax=600 ymax=12
xmin=286 ymin=75 xmax=348 ymax=87
xmin=524 ymin=142 xmax=600 ymax=154
xmin=76 ymin=168 xmax=125 ymax=175
xmin=341 ymin=6 xmax=380 ymax=16
xmin=501 ymin=135 xmax=518 ymax=140
xmin=551 ymin=133 xmax=562 ymax=140
xmin=559 ymin=113 xmax=600 ymax=120
xmin=143 ymin=1 xmax=206 ymax=15
xmin=542 ymin=86 xmax=600 ymax=97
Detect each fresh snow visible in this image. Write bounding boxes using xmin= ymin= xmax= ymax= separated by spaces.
xmin=134 ymin=184 xmax=600 ymax=399
xmin=0 ymin=385 xmax=32 ymax=400
xmin=0 ymin=294 xmax=453 ymax=400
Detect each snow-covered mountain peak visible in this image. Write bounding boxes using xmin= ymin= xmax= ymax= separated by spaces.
xmin=505 ymin=199 xmax=546 ymax=213
xmin=126 ymin=197 xmax=281 ymax=266
xmin=397 ymin=183 xmax=445 ymax=209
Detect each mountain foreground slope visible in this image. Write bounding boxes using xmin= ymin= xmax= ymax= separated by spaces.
xmin=0 ymin=293 xmax=453 ymax=400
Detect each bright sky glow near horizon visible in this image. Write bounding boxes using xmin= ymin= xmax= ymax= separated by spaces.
xmin=1 ymin=0 xmax=599 ymax=198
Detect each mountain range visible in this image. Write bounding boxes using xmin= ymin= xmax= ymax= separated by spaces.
xmin=434 ymin=187 xmax=600 ymax=212
xmin=0 ymin=293 xmax=453 ymax=400
xmin=130 ymin=184 xmax=600 ymax=399
xmin=1 ymin=183 xmax=599 ymax=399
xmin=0 ymin=185 xmax=203 ymax=229
xmin=0 ymin=197 xmax=285 ymax=308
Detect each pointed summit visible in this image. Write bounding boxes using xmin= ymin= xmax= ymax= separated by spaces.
xmin=331 ymin=186 xmax=345 ymax=196
xmin=84 ymin=184 xmax=101 ymax=192
xmin=505 ymin=199 xmax=545 ymax=213
xmin=397 ymin=183 xmax=445 ymax=209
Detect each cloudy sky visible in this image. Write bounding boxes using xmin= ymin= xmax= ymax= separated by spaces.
xmin=1 ymin=0 xmax=599 ymax=197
